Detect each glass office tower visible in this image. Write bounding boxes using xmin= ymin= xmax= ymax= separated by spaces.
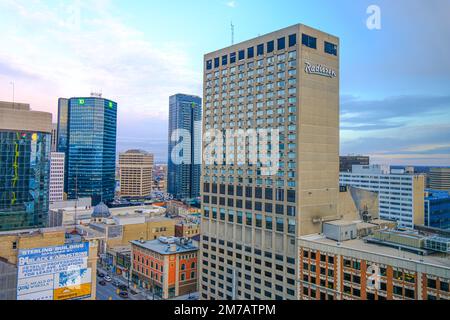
xmin=60 ymin=95 xmax=117 ymax=206
xmin=0 ymin=102 xmax=52 ymax=231
xmin=167 ymin=94 xmax=202 ymax=200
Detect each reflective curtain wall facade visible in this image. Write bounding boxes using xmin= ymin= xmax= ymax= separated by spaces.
xmin=66 ymin=97 xmax=117 ymax=206
xmin=167 ymin=94 xmax=202 ymax=200
xmin=0 ymin=131 xmax=51 ymax=231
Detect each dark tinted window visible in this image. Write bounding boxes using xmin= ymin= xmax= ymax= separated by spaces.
xmin=288 ymin=34 xmax=297 ymax=47
xmin=302 ymin=34 xmax=317 ymax=49
xmin=230 ymin=52 xmax=237 ymax=63
xmin=257 ymin=44 xmax=264 ymax=56
xmin=238 ymin=50 xmax=245 ymax=60
xmin=267 ymin=40 xmax=274 ymax=53
xmin=324 ymin=41 xmax=337 ymax=56
xmin=247 ymin=47 xmax=254 ymax=59
xmin=222 ymin=55 xmax=228 ymax=66
xmin=206 ymin=60 xmax=212 ymax=70
xmin=277 ymin=37 xmax=285 ymax=50
xmin=214 ymin=57 xmax=220 ymax=68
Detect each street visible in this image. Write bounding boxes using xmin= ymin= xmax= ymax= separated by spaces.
xmin=95 ymin=266 xmax=199 ymax=301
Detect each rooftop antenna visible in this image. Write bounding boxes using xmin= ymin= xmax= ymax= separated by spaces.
xmin=9 ymin=81 xmax=15 ymax=108
xmin=231 ymin=21 xmax=235 ymax=45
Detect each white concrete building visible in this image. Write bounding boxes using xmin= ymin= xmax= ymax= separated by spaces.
xmin=340 ymin=165 xmax=425 ymax=229
xmin=49 ymin=152 xmax=65 ymax=203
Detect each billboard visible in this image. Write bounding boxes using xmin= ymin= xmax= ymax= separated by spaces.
xmin=17 ymin=242 xmax=92 ymax=300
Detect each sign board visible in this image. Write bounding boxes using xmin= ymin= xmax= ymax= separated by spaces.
xmin=305 ymin=61 xmax=337 ymax=78
xmin=17 ymin=243 xmax=92 ymax=300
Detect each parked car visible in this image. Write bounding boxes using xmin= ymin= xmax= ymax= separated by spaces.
xmin=98 ymin=280 xmax=107 ymax=286
xmin=104 ymin=276 xmax=112 ymax=282
xmin=112 ymin=280 xmax=120 ymax=287
xmin=119 ymin=291 xmax=129 ymax=299
xmin=118 ymin=285 xmax=128 ymax=291
xmin=98 ymin=273 xmax=105 ymax=278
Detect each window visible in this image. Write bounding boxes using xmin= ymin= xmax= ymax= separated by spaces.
xmin=238 ymin=50 xmax=245 ymax=60
xmin=181 ymin=274 xmax=185 ymax=281
xmin=247 ymin=47 xmax=254 ymax=59
xmin=257 ymin=44 xmax=264 ymax=56
xmin=302 ymin=34 xmax=317 ymax=49
xmin=267 ymin=40 xmax=274 ymax=53
xmin=277 ymin=37 xmax=285 ymax=50
xmin=222 ymin=55 xmax=228 ymax=66
xmin=288 ymin=34 xmax=297 ymax=47
xmin=206 ymin=60 xmax=212 ymax=70
xmin=324 ymin=41 xmax=337 ymax=56
xmin=228 ymin=52 xmax=236 ymax=64
xmin=214 ymin=57 xmax=220 ymax=68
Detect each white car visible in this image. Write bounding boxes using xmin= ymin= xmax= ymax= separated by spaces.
xmin=104 ymin=276 xmax=112 ymax=282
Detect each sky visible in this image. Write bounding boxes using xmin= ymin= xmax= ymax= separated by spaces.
xmin=0 ymin=0 xmax=449 ymax=165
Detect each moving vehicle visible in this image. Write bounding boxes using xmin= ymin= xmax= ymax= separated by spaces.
xmin=98 ymin=280 xmax=107 ymax=286
xmin=104 ymin=275 xmax=112 ymax=282
xmin=119 ymin=291 xmax=129 ymax=299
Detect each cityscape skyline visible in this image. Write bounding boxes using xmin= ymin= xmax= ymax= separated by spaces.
xmin=0 ymin=0 xmax=449 ymax=165
xmin=0 ymin=5 xmax=449 ymax=303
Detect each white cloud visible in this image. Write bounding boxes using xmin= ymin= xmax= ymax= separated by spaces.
xmin=0 ymin=0 xmax=201 ymax=123
xmin=226 ymin=1 xmax=237 ymax=8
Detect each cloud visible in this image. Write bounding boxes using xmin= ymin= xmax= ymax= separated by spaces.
xmin=226 ymin=1 xmax=237 ymax=8
xmin=0 ymin=0 xmax=201 ymax=122
xmin=340 ymin=94 xmax=450 ymax=131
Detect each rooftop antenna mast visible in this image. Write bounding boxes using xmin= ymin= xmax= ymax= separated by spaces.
xmin=9 ymin=81 xmax=15 ymax=109
xmin=231 ymin=21 xmax=235 ymax=45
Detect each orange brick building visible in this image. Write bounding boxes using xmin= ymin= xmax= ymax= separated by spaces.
xmin=131 ymin=237 xmax=198 ymax=299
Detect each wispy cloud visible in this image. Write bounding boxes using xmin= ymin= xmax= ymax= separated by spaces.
xmin=0 ymin=0 xmax=201 ymax=122
xmin=226 ymin=1 xmax=237 ymax=8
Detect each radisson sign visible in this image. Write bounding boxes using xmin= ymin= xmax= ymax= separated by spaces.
xmin=305 ymin=61 xmax=337 ymax=78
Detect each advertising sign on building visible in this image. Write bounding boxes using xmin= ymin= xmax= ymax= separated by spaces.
xmin=17 ymin=243 xmax=91 ymax=300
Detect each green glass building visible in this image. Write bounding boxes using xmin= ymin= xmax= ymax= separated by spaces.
xmin=57 ymin=95 xmax=117 ymax=206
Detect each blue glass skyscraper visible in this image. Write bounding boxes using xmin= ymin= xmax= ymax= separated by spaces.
xmin=167 ymin=94 xmax=202 ymax=200
xmin=0 ymin=101 xmax=52 ymax=231
xmin=57 ymin=95 xmax=117 ymax=206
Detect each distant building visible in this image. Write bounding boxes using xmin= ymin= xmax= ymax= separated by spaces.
xmin=167 ymin=94 xmax=202 ymax=200
xmin=131 ymin=237 xmax=199 ymax=299
xmin=175 ymin=221 xmax=200 ymax=239
xmin=429 ymin=168 xmax=450 ymax=191
xmin=152 ymin=164 xmax=167 ymax=193
xmin=340 ymin=165 xmax=425 ymax=229
xmin=298 ymin=226 xmax=450 ymax=300
xmin=49 ymin=152 xmax=65 ymax=203
xmin=0 ymin=101 xmax=52 ymax=232
xmin=425 ymin=189 xmax=450 ymax=230
xmin=119 ymin=150 xmax=154 ymax=198
xmin=57 ymin=94 xmax=117 ymax=206
xmin=340 ymin=156 xmax=370 ymax=173
xmin=51 ymin=123 xmax=58 ymax=152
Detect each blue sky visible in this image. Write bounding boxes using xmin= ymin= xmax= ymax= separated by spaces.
xmin=0 ymin=0 xmax=449 ymax=164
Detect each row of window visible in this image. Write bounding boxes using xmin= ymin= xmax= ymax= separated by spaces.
xmin=206 ymin=33 xmax=337 ymax=70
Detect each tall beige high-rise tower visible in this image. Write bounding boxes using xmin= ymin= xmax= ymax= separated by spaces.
xmin=118 ymin=150 xmax=154 ymax=198
xmin=200 ymin=24 xmax=340 ymax=300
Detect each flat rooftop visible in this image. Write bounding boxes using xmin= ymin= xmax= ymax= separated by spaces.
xmin=131 ymin=238 xmax=198 ymax=255
xmin=300 ymin=234 xmax=450 ymax=269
